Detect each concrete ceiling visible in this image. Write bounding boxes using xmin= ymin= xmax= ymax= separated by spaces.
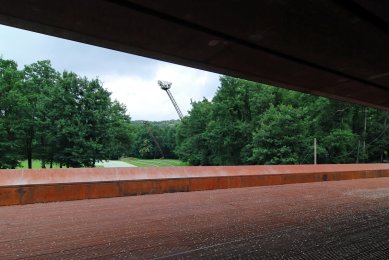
xmin=1 ymin=0 xmax=389 ymax=109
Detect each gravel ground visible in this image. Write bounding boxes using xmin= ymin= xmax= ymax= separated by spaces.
xmin=1 ymin=177 xmax=389 ymax=259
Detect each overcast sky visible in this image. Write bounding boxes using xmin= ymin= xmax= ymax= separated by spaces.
xmin=0 ymin=24 xmax=220 ymax=121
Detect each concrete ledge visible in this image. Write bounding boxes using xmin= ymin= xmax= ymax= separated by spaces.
xmin=1 ymin=164 xmax=389 ymax=206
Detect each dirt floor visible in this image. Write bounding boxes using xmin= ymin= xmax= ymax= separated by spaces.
xmin=1 ymin=177 xmax=389 ymax=259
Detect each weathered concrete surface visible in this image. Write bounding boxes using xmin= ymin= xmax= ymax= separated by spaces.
xmin=1 ymin=164 xmax=389 ymax=206
xmin=1 ymin=1 xmax=389 ymax=109
xmin=1 ymin=177 xmax=389 ymax=259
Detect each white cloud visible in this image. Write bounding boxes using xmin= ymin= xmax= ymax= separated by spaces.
xmin=103 ymin=63 xmax=220 ymax=121
xmin=0 ymin=24 xmax=221 ymax=121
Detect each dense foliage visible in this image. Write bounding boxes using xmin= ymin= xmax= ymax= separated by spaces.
xmin=129 ymin=120 xmax=178 ymax=159
xmin=176 ymin=76 xmax=389 ymax=165
xmin=0 ymin=58 xmax=132 ymax=168
xmin=2 ymin=57 xmax=388 ymax=168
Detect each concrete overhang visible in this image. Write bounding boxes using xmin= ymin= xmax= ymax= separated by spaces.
xmin=0 ymin=0 xmax=389 ymax=109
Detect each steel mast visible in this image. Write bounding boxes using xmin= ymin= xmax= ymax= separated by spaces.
xmin=158 ymin=80 xmax=184 ymax=120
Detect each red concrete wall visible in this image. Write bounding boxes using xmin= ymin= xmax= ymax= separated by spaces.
xmin=1 ymin=164 xmax=389 ymax=206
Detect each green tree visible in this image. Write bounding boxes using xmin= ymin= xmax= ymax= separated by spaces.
xmin=360 ymin=109 xmax=389 ymax=163
xmin=51 ymin=71 xmax=85 ymax=167
xmin=176 ymin=99 xmax=213 ymax=165
xmin=53 ymin=72 xmax=133 ymax=167
xmin=79 ymin=78 xmax=113 ymax=166
xmin=106 ymin=101 xmax=133 ymax=160
xmin=0 ymin=58 xmax=24 ymax=168
xmin=139 ymin=139 xmax=153 ymax=158
xmin=251 ymin=105 xmax=311 ymax=164
xmin=321 ymin=128 xmax=357 ymax=163
xmin=21 ymin=60 xmax=59 ymax=168
xmin=205 ymin=77 xmax=253 ymax=165
xmin=130 ymin=120 xmax=179 ymax=159
xmin=176 ymin=76 xmax=374 ymax=166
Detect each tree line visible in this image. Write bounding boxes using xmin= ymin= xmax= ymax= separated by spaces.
xmin=0 ymin=58 xmax=132 ymax=169
xmin=129 ymin=120 xmax=178 ymax=159
xmin=2 ymin=57 xmax=388 ymax=169
xmin=175 ymin=76 xmax=389 ymax=165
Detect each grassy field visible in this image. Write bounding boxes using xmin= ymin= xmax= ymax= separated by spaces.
xmin=120 ymin=158 xmax=190 ymax=167
xmin=17 ymin=160 xmax=61 ymax=169
xmin=16 ymin=158 xmax=189 ymax=169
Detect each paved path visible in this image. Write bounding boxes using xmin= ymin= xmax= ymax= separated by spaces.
xmin=96 ymin=160 xmax=136 ymax=168
xmin=1 ymin=177 xmax=389 ymax=259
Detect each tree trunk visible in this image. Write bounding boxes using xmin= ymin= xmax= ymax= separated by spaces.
xmin=28 ymin=156 xmax=32 ymax=169
xmin=41 ymin=137 xmax=46 ymax=168
xmin=26 ymin=127 xmax=34 ymax=169
xmin=27 ymin=139 xmax=32 ymax=169
xmin=362 ymin=108 xmax=367 ymax=162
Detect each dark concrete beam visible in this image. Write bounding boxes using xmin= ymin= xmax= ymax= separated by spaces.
xmin=0 ymin=0 xmax=388 ymax=108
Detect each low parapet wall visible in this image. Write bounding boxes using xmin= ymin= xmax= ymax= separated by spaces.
xmin=1 ymin=164 xmax=389 ymax=206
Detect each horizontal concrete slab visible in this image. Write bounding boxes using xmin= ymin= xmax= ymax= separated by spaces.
xmin=0 ymin=164 xmax=389 ymax=206
xmin=1 ymin=1 xmax=389 ymax=109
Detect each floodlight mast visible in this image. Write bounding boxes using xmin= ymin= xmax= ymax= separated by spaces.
xmin=158 ymin=80 xmax=184 ymax=120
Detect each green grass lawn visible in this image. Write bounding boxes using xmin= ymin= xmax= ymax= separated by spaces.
xmin=17 ymin=158 xmax=188 ymax=169
xmin=120 ymin=158 xmax=190 ymax=167
xmin=17 ymin=160 xmax=61 ymax=169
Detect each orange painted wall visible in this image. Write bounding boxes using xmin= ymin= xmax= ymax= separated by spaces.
xmin=1 ymin=164 xmax=389 ymax=206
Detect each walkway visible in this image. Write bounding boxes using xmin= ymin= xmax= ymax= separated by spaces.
xmin=96 ymin=160 xmax=136 ymax=168
xmin=1 ymin=177 xmax=389 ymax=258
